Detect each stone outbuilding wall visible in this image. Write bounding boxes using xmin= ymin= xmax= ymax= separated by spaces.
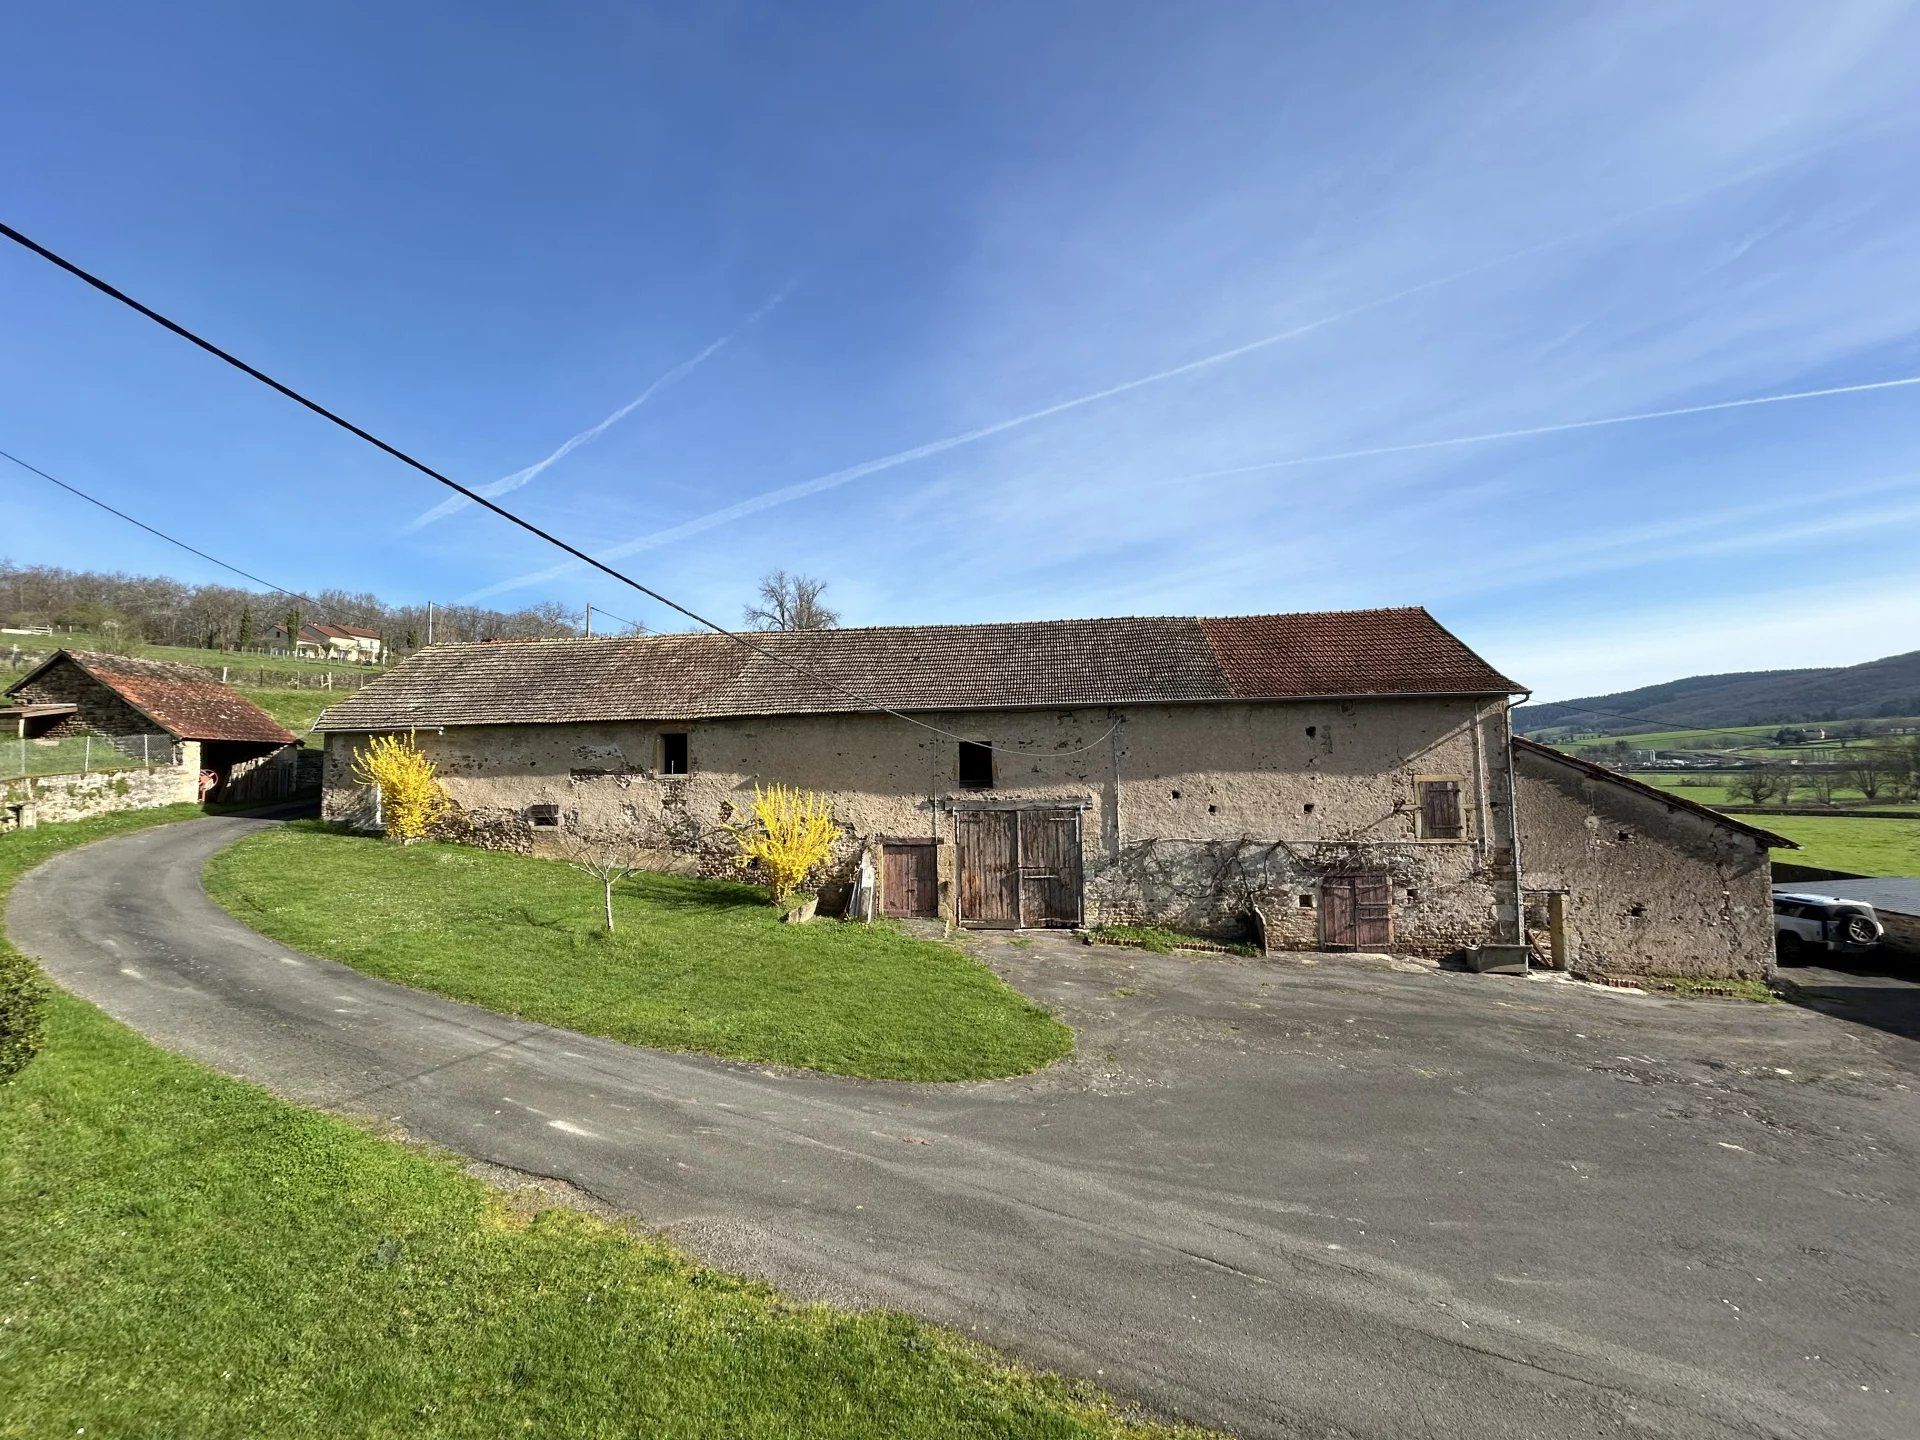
xmin=323 ymin=695 xmax=1522 ymax=955
xmin=1514 ymin=740 xmax=1778 ymax=980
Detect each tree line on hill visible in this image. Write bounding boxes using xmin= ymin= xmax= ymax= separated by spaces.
xmin=0 ymin=562 xmax=845 ymax=663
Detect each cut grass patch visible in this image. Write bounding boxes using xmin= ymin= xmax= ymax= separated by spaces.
xmin=205 ymin=824 xmax=1072 ymax=1082
xmin=1088 ymin=924 xmax=1257 ymax=957
xmin=1753 ymin=815 xmax=1920 ymax=877
xmin=0 ymin=812 xmax=1200 ymax=1440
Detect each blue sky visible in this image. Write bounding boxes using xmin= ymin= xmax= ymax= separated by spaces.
xmin=4 ymin=3 xmax=1919 ymax=702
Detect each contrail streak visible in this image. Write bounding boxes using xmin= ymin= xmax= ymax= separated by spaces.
xmin=407 ymin=282 xmax=792 ymax=531
xmin=462 ymin=146 xmax=1840 ymax=601
xmin=1167 ymin=374 xmax=1920 ymax=484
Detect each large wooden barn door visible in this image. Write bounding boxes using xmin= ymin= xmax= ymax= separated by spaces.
xmin=1017 ymin=809 xmax=1083 ymax=928
xmin=954 ymin=810 xmax=1019 ymax=928
xmin=1322 ymin=874 xmax=1392 ymax=949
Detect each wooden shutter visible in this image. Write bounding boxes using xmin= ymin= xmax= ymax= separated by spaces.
xmin=1420 ymin=780 xmax=1464 ymax=839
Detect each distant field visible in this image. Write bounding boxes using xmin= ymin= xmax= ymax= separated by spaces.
xmin=1540 ymin=719 xmax=1919 ymax=755
xmin=1642 ymin=774 xmax=1920 ymax=812
xmin=1760 ymin=816 xmax=1920 ymax=876
xmin=3 ymin=631 xmax=378 ymax=685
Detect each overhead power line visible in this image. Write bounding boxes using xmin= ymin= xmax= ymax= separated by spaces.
xmin=0 ymin=220 xmax=1119 ymax=757
xmin=0 ymin=445 xmax=344 ymax=625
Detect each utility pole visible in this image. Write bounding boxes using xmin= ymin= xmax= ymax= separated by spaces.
xmin=585 ymin=604 xmax=594 ymax=639
xmin=426 ymin=600 xmax=435 ymax=646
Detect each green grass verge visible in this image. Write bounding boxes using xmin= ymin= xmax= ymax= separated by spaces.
xmin=0 ymin=811 xmax=1197 ymax=1439
xmin=1638 ymin=975 xmax=1778 ymax=1003
xmin=236 ymin=686 xmax=334 ymax=748
xmin=205 ymin=825 xmax=1073 ymax=1082
xmin=1088 ymin=924 xmax=1258 ymax=957
xmin=1754 ymin=815 xmax=1920 ymax=876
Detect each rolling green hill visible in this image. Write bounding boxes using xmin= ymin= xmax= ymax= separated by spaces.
xmin=1517 ymin=649 xmax=1920 ymax=735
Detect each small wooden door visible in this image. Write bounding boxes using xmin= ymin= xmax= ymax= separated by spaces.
xmin=1322 ymin=874 xmax=1392 ymax=949
xmin=881 ymin=842 xmax=938 ymax=919
xmin=954 ymin=809 xmax=1019 ymax=927
xmin=1017 ymin=808 xmax=1083 ymax=928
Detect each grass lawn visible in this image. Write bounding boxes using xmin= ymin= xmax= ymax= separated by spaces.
xmin=1760 ymin=815 xmax=1920 ymax=876
xmin=238 ymin=685 xmax=334 ymax=748
xmin=206 ymin=824 xmax=1073 ymax=1082
xmin=0 ymin=811 xmax=1194 ymax=1440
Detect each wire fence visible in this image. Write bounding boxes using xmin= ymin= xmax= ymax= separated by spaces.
xmin=5 ymin=732 xmax=176 ymax=778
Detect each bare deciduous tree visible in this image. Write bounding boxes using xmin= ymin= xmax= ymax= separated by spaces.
xmin=744 ymin=570 xmax=839 ymax=631
xmin=1839 ymin=756 xmax=1893 ymax=803
xmin=557 ymin=828 xmax=649 ymax=932
xmin=1727 ymin=767 xmax=1780 ymax=806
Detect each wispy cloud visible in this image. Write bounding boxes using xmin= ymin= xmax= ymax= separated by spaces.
xmin=457 ymin=210 xmax=1719 ymax=602
xmin=1164 ymin=373 xmax=1920 ymax=486
xmin=405 ymin=282 xmax=792 ymax=532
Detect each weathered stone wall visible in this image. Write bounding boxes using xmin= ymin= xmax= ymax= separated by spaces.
xmin=2 ymin=757 xmax=198 ymax=829
xmin=324 ymin=697 xmax=1520 ymax=953
xmin=11 ymin=658 xmax=159 ymax=737
xmin=1515 ymin=746 xmax=1775 ymax=979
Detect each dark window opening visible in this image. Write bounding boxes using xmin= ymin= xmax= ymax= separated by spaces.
xmin=1303 ymin=802 xmax=1315 ymax=814
xmin=528 ymin=803 xmax=561 ymax=828
xmin=1417 ymin=779 xmax=1465 ymax=839
xmin=1305 ymin=725 xmax=1317 ymax=738
xmin=1406 ymin=888 xmax=1421 ymax=903
xmin=659 ymin=732 xmax=689 ymax=775
xmin=957 ymin=741 xmax=994 ymax=789
xmin=1297 ymin=893 xmax=1314 ymax=908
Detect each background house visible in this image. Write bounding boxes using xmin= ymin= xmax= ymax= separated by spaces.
xmin=269 ymin=622 xmax=385 ymax=665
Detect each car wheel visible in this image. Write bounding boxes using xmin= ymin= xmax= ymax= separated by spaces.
xmin=1838 ymin=912 xmax=1881 ymax=948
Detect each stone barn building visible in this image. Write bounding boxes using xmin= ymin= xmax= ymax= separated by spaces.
xmin=317 ymin=608 xmax=1534 ymax=955
xmin=313 ymin=608 xmax=1786 ymax=977
xmin=1512 ymin=738 xmax=1791 ymax=981
xmin=5 ymin=649 xmax=299 ymax=800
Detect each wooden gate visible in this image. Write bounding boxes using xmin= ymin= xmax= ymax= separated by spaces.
xmin=1322 ymin=874 xmax=1392 ymax=949
xmin=880 ymin=841 xmax=938 ymax=919
xmin=953 ymin=807 xmax=1083 ymax=928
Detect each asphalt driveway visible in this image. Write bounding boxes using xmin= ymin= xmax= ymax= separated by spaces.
xmin=12 ymin=815 xmax=1920 ymax=1440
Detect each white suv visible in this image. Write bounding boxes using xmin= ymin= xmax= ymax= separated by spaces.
xmin=1773 ymin=893 xmax=1884 ymax=958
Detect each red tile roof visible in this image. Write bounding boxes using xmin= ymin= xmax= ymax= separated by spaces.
xmin=10 ymin=651 xmax=298 ymax=745
xmin=315 ymin=606 xmax=1518 ymax=732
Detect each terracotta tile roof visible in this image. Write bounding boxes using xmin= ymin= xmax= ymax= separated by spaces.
xmin=9 ymin=651 xmax=298 ymax=745
xmin=1512 ymin=737 xmax=1797 ymax=849
xmin=315 ymin=607 xmax=1518 ymax=732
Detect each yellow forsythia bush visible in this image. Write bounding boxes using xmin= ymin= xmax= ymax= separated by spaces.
xmin=731 ymin=783 xmax=841 ymax=903
xmin=351 ymin=731 xmax=451 ymax=844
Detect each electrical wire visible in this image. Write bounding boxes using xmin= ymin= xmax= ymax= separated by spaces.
xmin=0 ymin=220 xmax=1120 ymax=758
xmin=1 ymin=445 xmax=346 ymax=626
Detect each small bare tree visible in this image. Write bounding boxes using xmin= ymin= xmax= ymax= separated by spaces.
xmin=557 ymin=828 xmax=648 ymax=932
xmin=744 ymin=570 xmax=839 ymax=631
xmin=1727 ymin=767 xmax=1779 ymax=806
xmin=1840 ymin=756 xmax=1892 ymax=803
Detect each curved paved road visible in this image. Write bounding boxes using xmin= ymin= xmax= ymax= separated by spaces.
xmin=13 ymin=816 xmax=1920 ymax=1439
